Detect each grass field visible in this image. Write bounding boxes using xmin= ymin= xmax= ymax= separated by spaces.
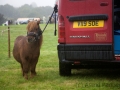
xmin=0 ymin=24 xmax=120 ymax=90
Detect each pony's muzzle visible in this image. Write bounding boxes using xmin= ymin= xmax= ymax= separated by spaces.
xmin=27 ymin=37 xmax=36 ymax=43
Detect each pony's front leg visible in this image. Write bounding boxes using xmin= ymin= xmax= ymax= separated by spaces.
xmin=22 ymin=59 xmax=30 ymax=80
xmin=30 ymin=59 xmax=38 ymax=78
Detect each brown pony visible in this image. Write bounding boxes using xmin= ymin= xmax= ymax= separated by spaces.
xmin=13 ymin=20 xmax=43 ymax=79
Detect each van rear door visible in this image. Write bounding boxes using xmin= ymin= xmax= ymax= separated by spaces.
xmin=60 ymin=0 xmax=113 ymax=44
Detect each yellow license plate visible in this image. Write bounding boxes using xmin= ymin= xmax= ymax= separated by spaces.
xmin=73 ymin=20 xmax=104 ymax=28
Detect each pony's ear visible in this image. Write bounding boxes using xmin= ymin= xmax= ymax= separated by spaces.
xmin=28 ymin=20 xmax=30 ymax=23
xmin=37 ymin=19 xmax=40 ymax=25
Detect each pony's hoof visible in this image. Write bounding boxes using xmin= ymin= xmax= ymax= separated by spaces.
xmin=24 ymin=75 xmax=28 ymax=80
xmin=31 ymin=73 xmax=37 ymax=78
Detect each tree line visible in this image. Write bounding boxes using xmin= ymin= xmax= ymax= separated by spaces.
xmin=0 ymin=4 xmax=53 ymax=25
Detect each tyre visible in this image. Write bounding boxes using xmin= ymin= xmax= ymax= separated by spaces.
xmin=59 ymin=62 xmax=71 ymax=76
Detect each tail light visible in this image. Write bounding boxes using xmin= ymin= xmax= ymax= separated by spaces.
xmin=58 ymin=15 xmax=65 ymax=43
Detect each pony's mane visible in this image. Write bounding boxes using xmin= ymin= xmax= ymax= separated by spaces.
xmin=27 ymin=21 xmax=39 ymax=32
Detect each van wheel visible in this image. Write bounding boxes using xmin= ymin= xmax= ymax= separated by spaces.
xmin=59 ymin=62 xmax=71 ymax=76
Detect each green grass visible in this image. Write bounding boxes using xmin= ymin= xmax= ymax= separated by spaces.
xmin=0 ymin=24 xmax=120 ymax=90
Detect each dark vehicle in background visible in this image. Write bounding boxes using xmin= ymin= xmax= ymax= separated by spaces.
xmin=57 ymin=0 xmax=120 ymax=76
xmin=20 ymin=21 xmax=28 ymax=24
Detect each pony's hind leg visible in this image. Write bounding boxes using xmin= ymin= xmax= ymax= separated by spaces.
xmin=30 ymin=67 xmax=36 ymax=78
xmin=20 ymin=63 xmax=24 ymax=76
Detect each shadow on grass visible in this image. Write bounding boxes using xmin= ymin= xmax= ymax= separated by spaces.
xmin=28 ymin=68 xmax=120 ymax=83
xmin=11 ymin=68 xmax=120 ymax=90
xmin=71 ymin=69 xmax=120 ymax=80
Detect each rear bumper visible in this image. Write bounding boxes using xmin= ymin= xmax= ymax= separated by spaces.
xmin=58 ymin=44 xmax=114 ymax=60
xmin=60 ymin=59 xmax=120 ymax=69
xmin=57 ymin=44 xmax=120 ymax=68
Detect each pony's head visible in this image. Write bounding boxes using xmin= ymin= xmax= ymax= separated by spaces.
xmin=26 ymin=19 xmax=42 ymax=43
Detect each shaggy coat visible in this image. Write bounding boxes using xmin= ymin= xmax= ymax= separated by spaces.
xmin=13 ymin=20 xmax=42 ymax=79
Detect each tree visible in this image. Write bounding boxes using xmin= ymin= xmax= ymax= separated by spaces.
xmin=30 ymin=2 xmax=37 ymax=8
xmin=0 ymin=4 xmax=53 ymax=20
xmin=0 ymin=13 xmax=6 ymax=25
xmin=0 ymin=4 xmax=20 ymax=19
